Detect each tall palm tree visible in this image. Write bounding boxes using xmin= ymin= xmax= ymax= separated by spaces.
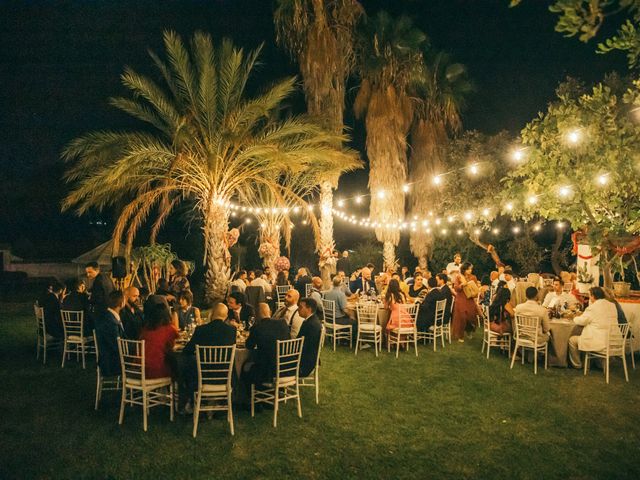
xmin=354 ymin=11 xmax=427 ymax=269
xmin=409 ymin=51 xmax=473 ymax=269
xmin=62 ymin=31 xmax=358 ymax=303
xmin=274 ymin=0 xmax=364 ymax=285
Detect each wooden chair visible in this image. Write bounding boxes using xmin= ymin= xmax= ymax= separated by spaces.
xmin=61 ymin=310 xmax=94 ymax=369
xmin=387 ymin=303 xmax=419 ymax=358
xmin=251 ymin=337 xmax=304 ymax=428
xmin=322 ymin=298 xmax=352 ymax=350
xmin=584 ymin=323 xmax=630 ymax=384
xmin=355 ymin=302 xmax=382 ymax=356
xmin=117 ymin=338 xmax=174 ymax=432
xmin=300 ymin=327 xmax=325 ymax=404
xmin=417 ymin=299 xmax=447 ymax=351
xmin=481 ymin=307 xmax=511 ymax=359
xmin=193 ymin=345 xmax=236 ymax=437
xmin=510 ymin=314 xmax=548 ymax=374
xmin=93 ymin=329 xmax=121 ymax=410
xmin=35 ymin=304 xmax=60 ymax=365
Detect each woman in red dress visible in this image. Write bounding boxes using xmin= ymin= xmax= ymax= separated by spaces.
xmin=452 ymin=262 xmax=479 ymax=342
xmin=140 ymin=297 xmax=179 ymax=379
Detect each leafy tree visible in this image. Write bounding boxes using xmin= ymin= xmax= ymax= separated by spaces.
xmin=501 ymin=75 xmax=640 ymax=286
xmin=62 ymin=32 xmax=358 ymax=303
xmin=511 ymin=0 xmax=640 ymax=68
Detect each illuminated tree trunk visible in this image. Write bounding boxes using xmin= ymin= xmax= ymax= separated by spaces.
xmin=203 ymin=203 xmax=231 ymax=305
xmin=383 ymin=241 xmax=396 ymax=271
xmin=258 ymin=220 xmax=281 ymax=278
xmin=418 ymin=255 xmax=428 ymax=270
xmin=318 ymin=181 xmax=335 ymax=288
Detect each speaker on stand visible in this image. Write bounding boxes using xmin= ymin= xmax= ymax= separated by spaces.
xmin=112 ymin=256 xmax=128 ymax=291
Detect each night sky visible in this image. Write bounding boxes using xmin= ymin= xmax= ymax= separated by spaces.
xmin=0 ymin=0 xmax=627 ymax=262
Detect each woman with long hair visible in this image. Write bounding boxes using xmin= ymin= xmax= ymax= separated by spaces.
xmin=168 ymin=259 xmax=190 ymax=301
xmin=384 ymin=278 xmax=409 ymax=331
xmin=276 ymin=270 xmax=290 ymax=287
xmin=489 ymin=280 xmax=513 ymax=334
xmin=140 ymin=296 xmax=179 ymax=378
xmin=452 ymin=262 xmax=479 ymax=342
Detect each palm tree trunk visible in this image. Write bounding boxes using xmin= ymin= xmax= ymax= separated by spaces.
xmin=418 ymin=255 xmax=428 ymax=270
xmin=319 ymin=181 xmax=335 ymax=287
xmin=259 ymin=221 xmax=281 ymax=278
xmin=203 ymin=204 xmax=231 ymax=305
xmin=383 ymin=241 xmax=396 ymax=271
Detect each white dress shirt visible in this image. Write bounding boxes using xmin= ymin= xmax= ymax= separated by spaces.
xmin=446 ymin=262 xmax=461 ymax=276
xmin=250 ymin=277 xmax=272 ymax=294
xmin=542 ymin=291 xmax=577 ymax=309
xmin=573 ymin=299 xmax=619 ymax=351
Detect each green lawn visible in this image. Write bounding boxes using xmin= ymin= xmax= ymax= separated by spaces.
xmin=1 ymin=301 xmax=639 ymax=480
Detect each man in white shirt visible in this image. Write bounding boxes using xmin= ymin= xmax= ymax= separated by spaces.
xmin=513 ymin=286 xmax=550 ymax=343
xmin=230 ymin=270 xmax=248 ymax=293
xmin=503 ymin=267 xmax=516 ymax=292
xmin=273 ymin=289 xmax=303 ymax=338
xmin=250 ymin=268 xmax=272 ymax=294
xmin=446 ymin=253 xmax=462 ymax=277
xmin=542 ymin=278 xmax=577 ymax=309
xmin=568 ymin=287 xmax=619 ymax=368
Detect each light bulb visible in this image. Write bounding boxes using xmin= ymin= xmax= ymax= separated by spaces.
xmin=402 ymin=184 xmax=410 ymax=193
xmin=337 ymin=200 xmax=345 ymax=208
xmin=559 ymin=186 xmax=571 ymax=197
xmin=377 ymin=190 xmax=386 ymax=199
xmin=433 ymin=175 xmax=442 ymax=186
xmin=527 ymin=196 xmax=537 ymax=205
xmin=469 ymin=163 xmax=479 ymax=175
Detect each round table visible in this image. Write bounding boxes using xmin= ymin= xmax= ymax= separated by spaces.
xmin=344 ymin=302 xmax=390 ymax=330
xmin=548 ymin=318 xmax=583 ymax=367
xmin=619 ymin=297 xmax=640 ymax=350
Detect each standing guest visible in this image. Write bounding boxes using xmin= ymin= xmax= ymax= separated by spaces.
xmin=85 ymin=262 xmax=114 ymax=315
xmin=542 ymin=278 xmax=578 ymax=309
xmin=40 ymin=281 xmax=65 ymax=339
xmin=489 ymin=280 xmax=513 ymax=331
xmin=336 ymin=250 xmax=351 ymax=276
xmin=451 ymin=262 xmax=478 ymax=342
xmin=179 ymin=303 xmax=236 ymax=412
xmin=273 ymin=289 xmax=304 ymax=337
xmin=384 ymin=279 xmax=409 ymax=332
xmin=230 ymin=270 xmax=248 ymax=293
xmin=250 ymin=269 xmax=272 ymax=295
xmin=140 ymin=297 xmax=179 ymax=379
xmin=94 ymin=290 xmax=126 ymax=377
xmin=62 ymin=279 xmax=92 ymax=334
xmin=121 ymin=286 xmax=144 ymax=340
xmin=296 ymin=298 xmax=323 ymax=377
xmin=172 ymin=290 xmax=201 ymax=330
xmin=446 ymin=253 xmax=463 ymax=277
xmin=349 ymin=267 xmax=377 ymax=295
xmin=168 ymin=259 xmax=190 ymax=302
xmin=568 ymin=287 xmax=619 ymax=368
xmin=408 ymin=272 xmax=428 ymax=300
xmin=226 ymin=291 xmax=255 ymax=329
xmin=293 ymin=268 xmax=313 ymax=299
xmin=242 ymin=305 xmax=290 ymax=387
xmin=275 ymin=270 xmax=290 ymax=287
xmin=323 ymin=275 xmax=358 ymax=337
xmin=417 ymin=277 xmax=441 ymax=332
xmin=512 ymin=287 xmax=550 ymax=340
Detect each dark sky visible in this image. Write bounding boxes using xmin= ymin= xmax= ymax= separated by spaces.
xmin=0 ymin=0 xmax=627 ymax=259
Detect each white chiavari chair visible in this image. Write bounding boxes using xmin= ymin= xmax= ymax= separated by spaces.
xmin=35 ymin=304 xmax=61 ymax=364
xmin=584 ymin=323 xmax=629 ymax=384
xmin=93 ymin=329 xmax=121 ymax=410
xmin=322 ymin=298 xmax=352 ymax=350
xmin=299 ymin=326 xmax=325 ymax=404
xmin=417 ymin=299 xmax=447 ymax=351
xmin=61 ymin=310 xmax=94 ymax=369
xmin=510 ymin=314 xmax=548 ymax=374
xmin=355 ymin=302 xmax=382 ymax=356
xmin=387 ymin=303 xmax=419 ymax=358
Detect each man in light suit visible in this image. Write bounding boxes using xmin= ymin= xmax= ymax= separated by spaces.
xmin=513 ymin=287 xmax=551 ymax=344
xmin=568 ymin=287 xmax=619 ymax=368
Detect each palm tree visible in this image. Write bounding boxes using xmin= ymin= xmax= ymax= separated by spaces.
xmin=409 ymin=51 xmax=473 ymax=269
xmin=274 ymin=0 xmax=364 ymax=285
xmin=62 ymin=31 xmax=358 ymax=303
xmin=354 ymin=11 xmax=427 ymax=269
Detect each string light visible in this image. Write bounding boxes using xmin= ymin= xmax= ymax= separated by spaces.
xmin=505 ymin=202 xmax=514 ymax=211
xmin=597 ymin=173 xmax=609 ymax=186
xmin=556 ymin=221 xmax=565 ymax=229
xmin=512 ymin=226 xmax=520 ymax=234
xmin=433 ymin=175 xmax=442 ymax=186
xmin=473 ymin=228 xmax=481 ymax=236
xmin=337 ymin=199 xmax=345 ymax=208
xmin=355 ymin=196 xmax=363 ymax=204
xmin=469 ymin=163 xmax=479 ymax=175
xmin=527 ymin=195 xmax=538 ymax=205
xmin=402 ymin=184 xmax=410 ymax=193
xmin=533 ymin=224 xmax=542 ymax=232
xmin=566 ymin=129 xmax=582 ymax=145
xmin=245 ymin=218 xmax=252 ymax=224
xmin=377 ymin=190 xmax=386 ymax=199
xmin=492 ymin=228 xmax=500 ymax=235
xmin=512 ymin=148 xmax=525 ymax=162
xmin=559 ymin=186 xmax=572 ymax=198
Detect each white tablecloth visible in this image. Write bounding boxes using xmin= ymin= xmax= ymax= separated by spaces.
xmin=619 ymin=300 xmax=640 ymax=350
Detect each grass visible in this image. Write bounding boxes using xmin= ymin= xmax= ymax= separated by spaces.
xmin=1 ymin=300 xmax=640 ymax=479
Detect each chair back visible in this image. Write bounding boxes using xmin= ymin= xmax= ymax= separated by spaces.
xmin=543 ymin=278 xmax=554 ymax=287
xmin=245 ymin=286 xmax=266 ymax=310
xmin=93 ymin=329 xmax=100 ymax=363
xmin=61 ymin=310 xmax=84 ymax=339
xmin=514 ymin=314 xmax=540 ymax=343
xmin=276 ymin=285 xmax=289 ymax=304
xmin=434 ymin=299 xmax=447 ymax=328
xmin=305 ymin=283 xmax=313 ymax=297
xmin=356 ymin=302 xmax=378 ymax=328
xmin=117 ymin=338 xmax=145 ymax=384
xmin=276 ymin=337 xmax=304 ymax=384
xmin=447 ymin=296 xmax=455 ymax=324
xmin=607 ymin=323 xmax=629 ymax=356
xmin=313 ymin=327 xmax=326 ymax=374
xmin=321 ymin=299 xmax=336 ymax=326
xmin=196 ymin=345 xmax=236 ymax=391
xmin=562 ymin=282 xmax=573 ymax=293
xmin=35 ymin=304 xmax=45 ymax=336
xmin=398 ymin=303 xmax=418 ymax=329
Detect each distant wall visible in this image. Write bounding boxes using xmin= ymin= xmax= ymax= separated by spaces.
xmin=5 ymin=263 xmax=82 ymax=280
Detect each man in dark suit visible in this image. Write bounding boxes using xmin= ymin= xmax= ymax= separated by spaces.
xmin=120 ymin=286 xmax=144 ymax=340
xmin=94 ymin=290 xmax=126 ymax=378
xmin=179 ymin=303 xmax=236 ymax=412
xmin=417 ymin=277 xmax=442 ymax=332
xmin=293 ymin=268 xmax=313 ymax=299
xmin=242 ymin=303 xmax=290 ymax=387
xmin=40 ymin=281 xmax=65 ymax=339
xmin=85 ymin=262 xmax=115 ymax=316
xmin=436 ymin=273 xmax=453 ymax=325
xmin=348 ymin=266 xmax=377 ymax=295
xmin=336 ymin=250 xmax=351 ymax=277
xmin=62 ymin=279 xmax=92 ymax=335
xmin=226 ymin=291 xmax=255 ymax=329
xmin=296 ymin=297 xmax=323 ymax=378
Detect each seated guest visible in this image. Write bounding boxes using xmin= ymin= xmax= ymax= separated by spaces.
xmin=62 ymin=278 xmax=92 ymax=334
xmin=323 ymin=275 xmax=358 ymax=336
xmin=391 ymin=272 xmax=410 ymax=297
xmin=275 ymin=270 xmax=290 ymax=287
xmin=247 ymin=270 xmax=256 ymax=282
xmin=489 ymin=280 xmax=513 ymax=333
xmin=513 ymin=286 xmax=550 ymax=341
xmin=172 ymin=290 xmax=201 ymax=330
xmin=85 ymin=261 xmax=114 ymax=314
xmin=293 ymin=268 xmax=313 ymax=298
xmin=230 ymin=270 xmax=248 ymax=293
xmin=273 ymin=289 xmax=304 ymax=337
xmin=309 ymin=276 xmax=324 ymax=304
xmin=179 ymin=303 xmax=236 ymax=410
xmin=296 ymin=298 xmax=323 ymax=377
xmin=264 ymin=266 xmax=276 ymax=284
xmin=121 ymin=286 xmax=144 ymax=340
xmin=336 ymin=270 xmax=353 ymax=296
xmin=242 ymin=304 xmax=290 ymax=386
xmin=349 ymin=266 xmax=377 ymax=295
xmin=140 ymin=297 xmax=179 ymax=379
xmin=94 ymin=290 xmax=126 ymax=377
xmin=478 ymin=275 xmax=492 ymax=308
xmin=435 ymin=273 xmax=453 ymax=325
xmin=408 ymin=272 xmax=428 ymax=300
xmin=40 ymin=281 xmax=65 ymax=339
xmin=384 ymin=279 xmax=409 ymax=332
xmin=250 ymin=269 xmax=272 ymax=294
xmin=502 ymin=267 xmax=516 ymax=292
xmin=542 ymin=278 xmax=578 ymax=309
xmin=569 ymin=287 xmax=619 ymax=368
xmin=156 ymin=278 xmax=172 ymax=297
xmin=401 ymin=266 xmax=410 ymax=281
xmin=417 ymin=277 xmax=440 ymax=332
xmin=226 ymin=291 xmax=254 ymax=329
